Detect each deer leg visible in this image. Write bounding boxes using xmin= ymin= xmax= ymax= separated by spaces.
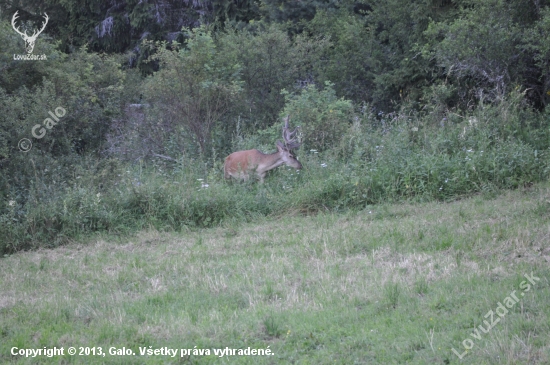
xmin=258 ymin=172 xmax=266 ymax=183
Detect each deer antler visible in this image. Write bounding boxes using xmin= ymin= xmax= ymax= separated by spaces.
xmin=11 ymin=11 xmax=27 ymax=38
xmin=281 ymin=115 xmax=301 ymax=150
xmin=32 ymin=13 xmax=49 ymax=39
xmin=11 ymin=12 xmax=49 ymax=39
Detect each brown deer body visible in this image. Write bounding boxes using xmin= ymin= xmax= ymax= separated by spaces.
xmin=224 ymin=116 xmax=302 ymax=183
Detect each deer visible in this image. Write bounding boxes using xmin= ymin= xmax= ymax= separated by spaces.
xmin=11 ymin=11 xmax=49 ymax=54
xmin=224 ymin=116 xmax=302 ymax=183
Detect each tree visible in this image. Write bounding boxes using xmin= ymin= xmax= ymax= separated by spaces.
xmin=218 ymin=24 xmax=301 ymax=129
xmin=424 ymin=0 xmax=541 ymax=104
xmin=141 ymin=26 xmax=242 ymax=158
xmin=523 ymin=7 xmax=550 ymax=108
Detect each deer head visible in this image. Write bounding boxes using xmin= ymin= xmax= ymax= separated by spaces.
xmin=12 ymin=11 xmax=49 ymax=54
xmin=281 ymin=115 xmax=301 ymax=150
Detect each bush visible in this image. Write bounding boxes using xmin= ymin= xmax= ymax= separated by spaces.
xmin=281 ymin=81 xmax=354 ymax=152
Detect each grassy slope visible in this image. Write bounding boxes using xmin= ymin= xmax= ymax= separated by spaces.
xmin=1 ymin=184 xmax=549 ymax=364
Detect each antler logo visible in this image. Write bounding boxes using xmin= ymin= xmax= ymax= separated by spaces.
xmin=11 ymin=11 xmax=49 ymax=54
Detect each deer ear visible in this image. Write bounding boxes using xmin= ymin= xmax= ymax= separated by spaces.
xmin=276 ymin=141 xmax=285 ymax=149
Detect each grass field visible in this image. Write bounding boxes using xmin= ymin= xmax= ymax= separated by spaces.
xmin=1 ymin=183 xmax=549 ymax=364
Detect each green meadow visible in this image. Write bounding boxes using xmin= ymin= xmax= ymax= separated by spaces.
xmin=1 ymin=183 xmax=549 ymax=364
xmin=3 ymin=1 xmax=550 ymax=363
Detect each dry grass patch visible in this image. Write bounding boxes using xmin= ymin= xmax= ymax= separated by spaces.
xmin=1 ymin=184 xmax=549 ymax=364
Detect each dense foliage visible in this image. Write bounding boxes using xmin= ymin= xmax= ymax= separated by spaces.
xmin=1 ymin=0 xmax=550 ymax=253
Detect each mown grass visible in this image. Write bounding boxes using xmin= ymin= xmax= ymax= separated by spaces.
xmin=1 ymin=183 xmax=549 ymax=364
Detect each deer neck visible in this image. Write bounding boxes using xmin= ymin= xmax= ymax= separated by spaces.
xmin=259 ymin=150 xmax=285 ymax=171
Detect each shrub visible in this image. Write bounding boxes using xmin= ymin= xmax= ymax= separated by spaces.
xmin=281 ymin=81 xmax=354 ymax=152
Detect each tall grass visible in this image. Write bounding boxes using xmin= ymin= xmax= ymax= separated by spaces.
xmin=2 ymin=102 xmax=549 ymax=254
